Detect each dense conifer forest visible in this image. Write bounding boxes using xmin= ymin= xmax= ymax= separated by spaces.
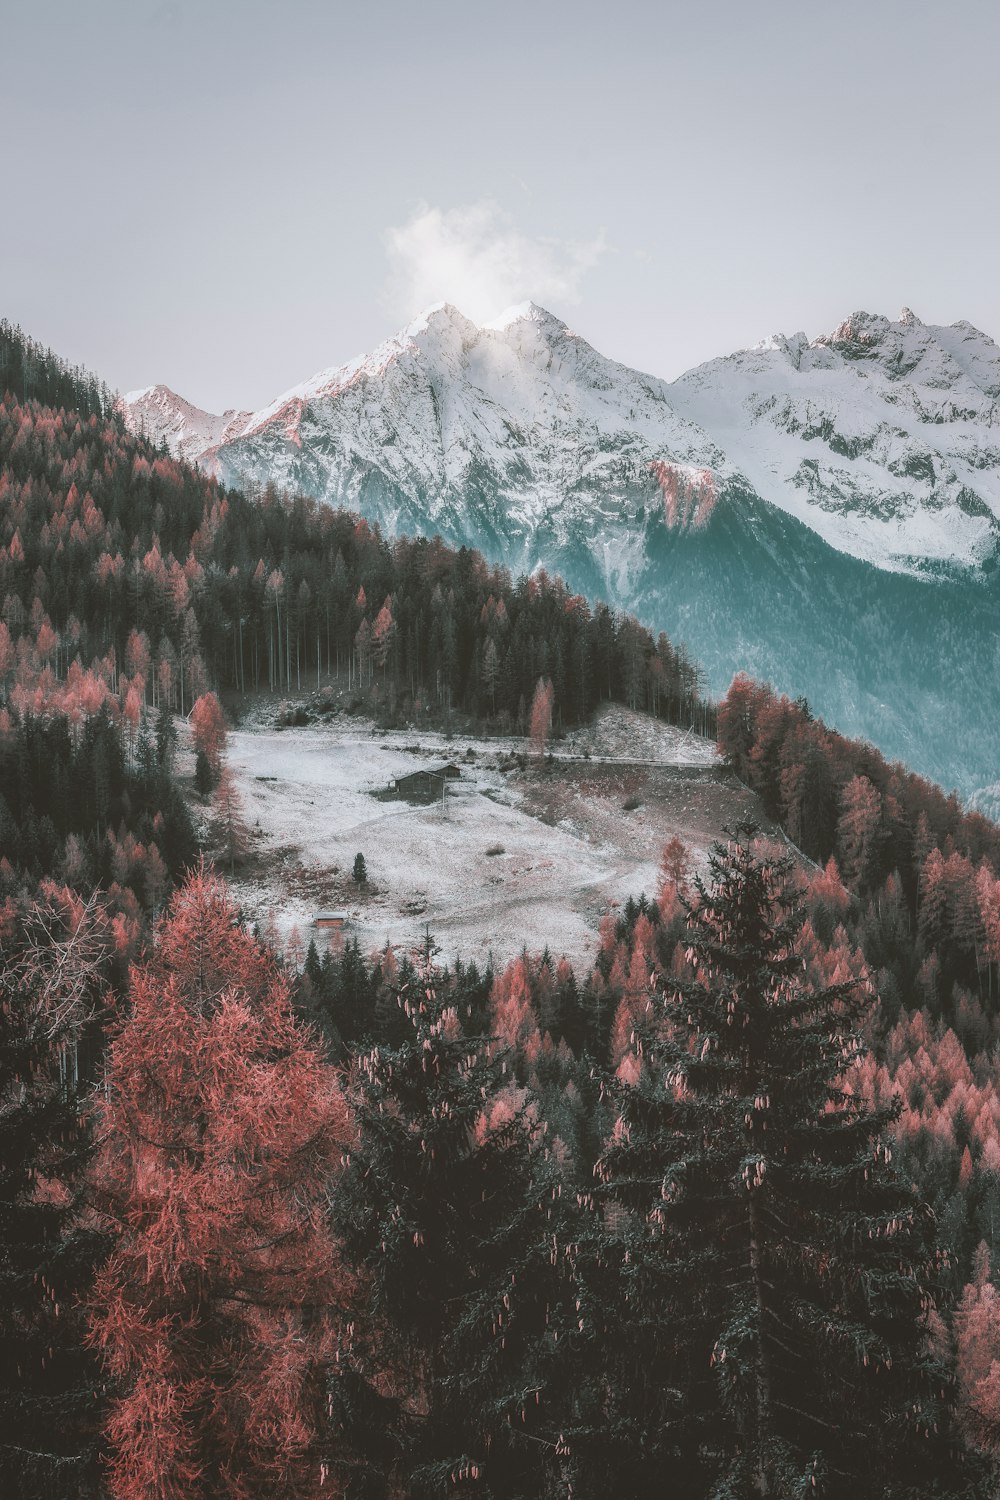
xmin=3 ymin=335 xmax=1000 ymax=1496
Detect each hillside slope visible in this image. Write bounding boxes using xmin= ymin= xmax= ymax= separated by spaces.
xmin=122 ymin=305 xmax=1000 ymax=798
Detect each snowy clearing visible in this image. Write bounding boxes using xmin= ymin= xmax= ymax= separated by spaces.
xmin=218 ymin=704 xmax=759 ymax=972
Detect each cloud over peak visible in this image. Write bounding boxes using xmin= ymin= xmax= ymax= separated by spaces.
xmin=383 ymin=200 xmax=605 ymax=326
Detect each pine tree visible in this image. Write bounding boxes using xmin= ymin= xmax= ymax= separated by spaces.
xmin=213 ymin=767 xmax=249 ymax=874
xmin=155 ymin=701 xmax=177 ymax=770
xmin=330 ymin=979 xmax=563 ymax=1498
xmin=0 ymin=889 xmax=110 ymax=1499
xmin=579 ymin=824 xmax=979 ymax=1500
xmin=194 ymin=747 xmax=215 ymax=798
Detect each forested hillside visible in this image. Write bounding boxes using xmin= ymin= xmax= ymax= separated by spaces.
xmin=121 ymin=302 xmax=1000 ymax=798
xmin=0 ymin=321 xmax=115 ymax=422
xmin=4 ymin=345 xmax=1000 ymax=1497
xmin=0 ymin=372 xmax=712 ymax=740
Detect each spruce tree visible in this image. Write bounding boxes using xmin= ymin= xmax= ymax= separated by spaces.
xmin=579 ymin=824 xmax=980 ymax=1499
xmin=330 ymin=980 xmax=565 ymax=1498
xmin=194 ymin=747 xmax=215 ymax=798
xmin=155 ymin=700 xmax=177 ymax=770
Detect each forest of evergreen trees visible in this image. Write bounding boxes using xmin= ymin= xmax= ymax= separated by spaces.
xmin=0 ymin=382 xmax=712 ymax=740
xmin=0 ymin=323 xmax=116 ymax=424
xmin=3 ymin=354 xmax=1000 ymax=1497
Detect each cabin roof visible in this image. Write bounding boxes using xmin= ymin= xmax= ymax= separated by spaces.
xmin=395 ymin=763 xmax=460 ymax=782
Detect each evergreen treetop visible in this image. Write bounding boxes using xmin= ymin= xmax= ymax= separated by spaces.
xmin=581 ymin=824 xmax=981 ymax=1499
xmin=330 ymin=979 xmax=566 ymax=1498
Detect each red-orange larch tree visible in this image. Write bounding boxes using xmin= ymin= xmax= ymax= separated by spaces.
xmin=529 ymin=677 xmax=553 ymax=758
xmin=189 ymin=690 xmax=226 ymax=777
xmin=213 ymin=768 xmax=250 ymax=876
xmin=372 ymin=598 xmax=396 ymax=680
xmin=88 ymin=869 xmax=357 ymax=1500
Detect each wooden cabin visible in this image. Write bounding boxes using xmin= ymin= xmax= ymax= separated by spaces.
xmin=381 ymin=763 xmax=461 ymax=805
xmin=313 ymin=910 xmax=349 ymax=934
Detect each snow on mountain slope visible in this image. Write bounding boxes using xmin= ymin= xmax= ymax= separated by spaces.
xmin=670 ymin=308 xmax=1000 ymax=573
xmin=185 ymin=303 xmax=723 ymax=568
xmin=121 ymin=303 xmax=1000 ymax=577
xmin=121 ymin=303 xmax=740 ymax=618
xmin=123 ymin=384 xmax=250 ymax=467
xmin=119 ymin=304 xmax=1000 ymax=798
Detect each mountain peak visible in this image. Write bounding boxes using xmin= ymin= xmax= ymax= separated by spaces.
xmin=751 ymin=330 xmax=810 ymax=366
xmin=120 ymin=383 xmax=250 ymax=462
xmin=403 ymin=302 xmax=476 ymax=338
xmin=121 ymin=300 xmax=1000 ymax=586
xmin=122 ymin=381 xmax=197 ymax=410
xmin=818 ymin=309 xmax=890 ymax=349
xmin=817 ymin=306 xmax=927 ymax=350
xmin=484 ymin=301 xmax=566 ymax=332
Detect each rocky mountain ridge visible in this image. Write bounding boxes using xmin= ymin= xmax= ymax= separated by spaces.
xmin=124 ymin=302 xmax=1000 ymax=577
xmin=121 ymin=303 xmax=1000 ymax=800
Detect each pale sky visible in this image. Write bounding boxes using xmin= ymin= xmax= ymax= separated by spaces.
xmin=5 ymin=0 xmax=999 ymax=412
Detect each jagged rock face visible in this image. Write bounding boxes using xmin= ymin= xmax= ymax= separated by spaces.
xmin=122 ymin=385 xmax=251 ymax=468
xmin=120 ymin=304 xmax=1000 ymax=799
xmin=127 ymin=302 xmax=730 ymax=593
xmin=670 ymin=307 xmax=1000 ymax=574
xmin=123 ymin=301 xmax=1000 ymax=578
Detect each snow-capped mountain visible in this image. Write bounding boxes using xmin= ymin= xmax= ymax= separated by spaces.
xmin=125 ymin=301 xmax=731 ymax=595
xmin=122 ymin=302 xmax=1000 ymax=579
xmin=123 ymin=385 xmax=251 ymax=468
xmin=670 ymin=308 xmax=1000 ymax=574
xmin=121 ymin=304 xmax=1000 ymax=798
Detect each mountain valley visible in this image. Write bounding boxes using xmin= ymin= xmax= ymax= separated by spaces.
xmin=124 ymin=304 xmax=1000 ymax=799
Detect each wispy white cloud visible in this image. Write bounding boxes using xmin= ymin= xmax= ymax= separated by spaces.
xmin=383 ymin=201 xmax=605 ymax=324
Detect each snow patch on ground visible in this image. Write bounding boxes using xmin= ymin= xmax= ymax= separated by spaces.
xmin=220 ymin=706 xmax=740 ymax=972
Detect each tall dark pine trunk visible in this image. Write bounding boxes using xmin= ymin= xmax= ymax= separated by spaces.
xmin=748 ymin=1194 xmax=773 ymax=1498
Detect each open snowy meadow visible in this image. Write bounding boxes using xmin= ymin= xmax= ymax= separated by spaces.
xmin=214 ymin=704 xmax=755 ymax=971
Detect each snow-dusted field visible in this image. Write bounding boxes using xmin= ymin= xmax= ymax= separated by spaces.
xmin=220 ymin=705 xmax=750 ymax=972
